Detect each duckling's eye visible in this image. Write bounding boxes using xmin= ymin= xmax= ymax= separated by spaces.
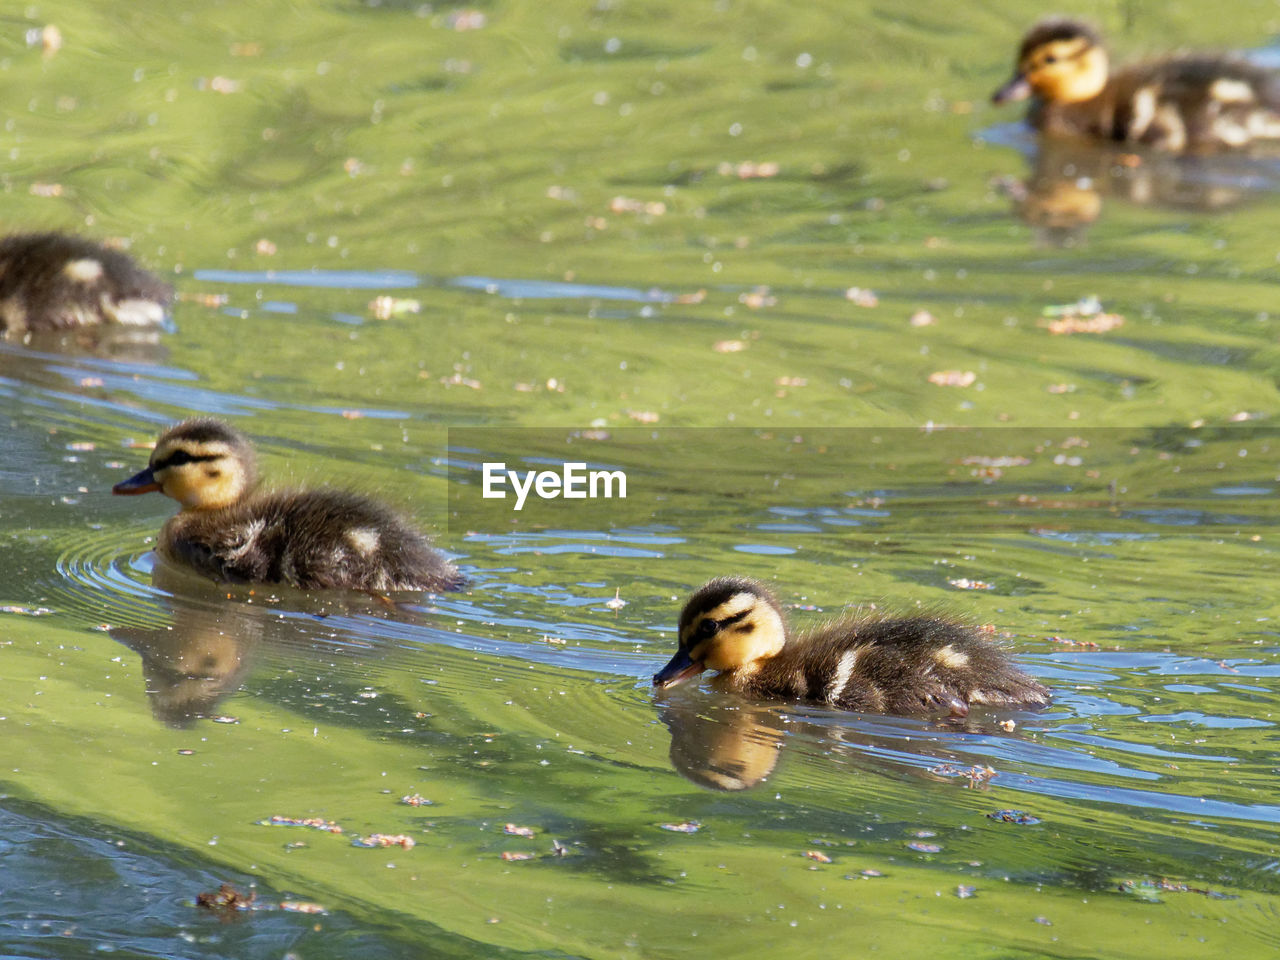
xmin=1043 ymin=54 xmax=1057 ymax=65
xmin=161 ymin=449 xmax=194 ymax=468
xmin=695 ymin=618 xmax=718 ymax=639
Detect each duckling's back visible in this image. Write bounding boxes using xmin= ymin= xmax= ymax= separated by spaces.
xmin=163 ymin=489 xmax=462 ymax=593
xmin=1045 ymin=57 xmax=1280 ymax=150
xmin=0 ymin=233 xmax=172 ymax=334
xmin=741 ymin=616 xmax=1049 ymax=716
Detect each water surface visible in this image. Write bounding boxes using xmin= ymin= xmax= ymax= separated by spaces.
xmin=3 ymin=2 xmax=1280 ymax=958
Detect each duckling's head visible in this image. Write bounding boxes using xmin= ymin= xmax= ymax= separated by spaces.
xmin=993 ymin=19 xmax=1109 ymax=106
xmin=653 ymin=577 xmax=787 ymax=690
xmin=113 ymin=418 xmax=257 ymax=511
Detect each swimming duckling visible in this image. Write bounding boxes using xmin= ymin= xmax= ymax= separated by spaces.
xmin=992 ymin=19 xmax=1280 ymax=151
xmin=0 ymin=232 xmax=171 ymax=335
xmin=113 ymin=418 xmax=463 ymax=593
xmin=654 ymin=577 xmax=1049 ymax=717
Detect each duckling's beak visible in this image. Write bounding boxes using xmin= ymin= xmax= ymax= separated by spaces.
xmin=654 ymin=648 xmax=704 ymax=690
xmin=992 ymin=73 xmax=1031 ymax=104
xmin=113 ymin=466 xmax=160 ymax=496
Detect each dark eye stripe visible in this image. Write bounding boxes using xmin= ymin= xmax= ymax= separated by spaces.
xmin=154 ymin=450 xmax=221 ymax=469
xmin=719 ymin=609 xmax=751 ymax=627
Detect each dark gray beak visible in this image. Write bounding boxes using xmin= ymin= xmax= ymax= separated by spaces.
xmin=991 ymin=74 xmax=1031 ymax=105
xmin=113 ymin=466 xmax=160 ymax=495
xmin=654 ymin=647 xmax=705 ymax=690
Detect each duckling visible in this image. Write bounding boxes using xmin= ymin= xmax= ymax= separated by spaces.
xmin=0 ymin=232 xmax=172 ymax=335
xmin=654 ymin=577 xmax=1049 ymax=717
xmin=112 ymin=418 xmax=463 ymax=593
xmin=992 ymin=18 xmax=1280 ymax=151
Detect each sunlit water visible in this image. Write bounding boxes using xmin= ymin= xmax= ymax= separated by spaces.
xmin=3 ymin=1 xmax=1280 ymax=958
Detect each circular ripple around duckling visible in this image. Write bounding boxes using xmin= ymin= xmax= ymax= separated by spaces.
xmin=47 ymin=525 xmax=170 ymax=632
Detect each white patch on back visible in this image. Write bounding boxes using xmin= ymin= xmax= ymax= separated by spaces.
xmin=1211 ymin=116 xmax=1250 ymax=146
xmin=63 ymin=258 xmax=104 ymax=283
xmin=107 ymin=297 xmax=166 ymax=326
xmin=1152 ymin=103 xmax=1186 ymax=150
xmin=934 ymin=645 xmax=970 ymax=670
xmin=1209 ymin=79 xmax=1254 ymax=104
xmin=346 ymin=527 xmax=381 ymax=556
xmin=225 ymin=520 xmax=265 ymax=562
xmin=1246 ymin=110 xmax=1280 ymax=139
xmin=825 ymin=648 xmax=860 ymax=702
xmin=1130 ymin=87 xmax=1157 ymax=139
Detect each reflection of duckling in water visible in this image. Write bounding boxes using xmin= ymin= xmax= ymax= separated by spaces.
xmin=654 ymin=577 xmax=1050 ymax=718
xmin=992 ymin=19 xmax=1280 ymax=151
xmin=998 ymin=134 xmax=1268 ymax=245
xmin=112 ymin=604 xmax=258 ymax=728
xmin=0 ymin=232 xmax=171 ymax=336
xmin=113 ymin=418 xmax=464 ymax=593
xmin=657 ymin=697 xmax=785 ymax=791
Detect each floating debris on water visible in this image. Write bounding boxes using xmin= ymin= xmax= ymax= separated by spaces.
xmin=27 ymin=24 xmax=62 ymax=58
xmin=196 ymin=883 xmax=255 ymax=914
xmin=1040 ymin=296 xmax=1124 ymax=335
xmin=1042 ymin=295 xmax=1102 ymax=318
xmin=609 ymin=196 xmax=666 ymax=216
xmin=280 ymin=900 xmax=327 ymax=914
xmin=845 ymin=287 xmax=879 ymax=307
xmin=928 ymin=370 xmax=976 ymax=387
xmin=400 ymin=794 xmax=432 ymax=807
xmin=923 ymin=762 xmax=1000 ymax=789
xmin=369 ymin=296 xmax=421 ymax=320
xmin=659 ymin=821 xmax=701 ymax=833
xmin=258 ymin=816 xmax=343 ymax=834
xmin=988 ymin=809 xmax=1040 ymax=825
xmin=739 ymin=288 xmax=776 ymax=309
xmin=804 ymin=850 xmax=833 ymax=863
xmin=448 ymin=9 xmax=487 ymax=30
xmin=504 ymin=824 xmax=535 ymax=837
xmin=352 ymin=833 xmax=415 ymax=849
xmin=501 ymin=851 xmax=536 ymax=861
xmin=718 ymin=161 xmax=779 ymax=179
xmin=1049 ymin=636 xmax=1100 ymax=649
xmin=907 ymin=841 xmax=942 ymax=853
xmin=1117 ymin=878 xmax=1239 ymax=901
xmin=605 ymin=588 xmax=627 ymax=610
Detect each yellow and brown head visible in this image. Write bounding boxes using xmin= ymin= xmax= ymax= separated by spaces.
xmin=113 ymin=418 xmax=257 ymax=511
xmin=992 ymin=19 xmax=1109 ymax=106
xmin=653 ymin=577 xmax=787 ymax=690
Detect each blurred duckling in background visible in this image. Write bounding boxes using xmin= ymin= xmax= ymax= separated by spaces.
xmin=113 ymin=418 xmax=463 ymax=593
xmin=654 ymin=577 xmax=1050 ymax=718
xmin=0 ymin=232 xmax=171 ymax=336
xmin=992 ymin=19 xmax=1280 ymax=151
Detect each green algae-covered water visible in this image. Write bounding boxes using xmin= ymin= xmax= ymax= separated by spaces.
xmin=4 ymin=1 xmax=1280 ymax=957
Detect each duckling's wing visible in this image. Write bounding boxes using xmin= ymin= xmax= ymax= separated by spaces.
xmin=265 ymin=490 xmax=461 ymax=593
xmin=817 ymin=617 xmax=1050 ymax=714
